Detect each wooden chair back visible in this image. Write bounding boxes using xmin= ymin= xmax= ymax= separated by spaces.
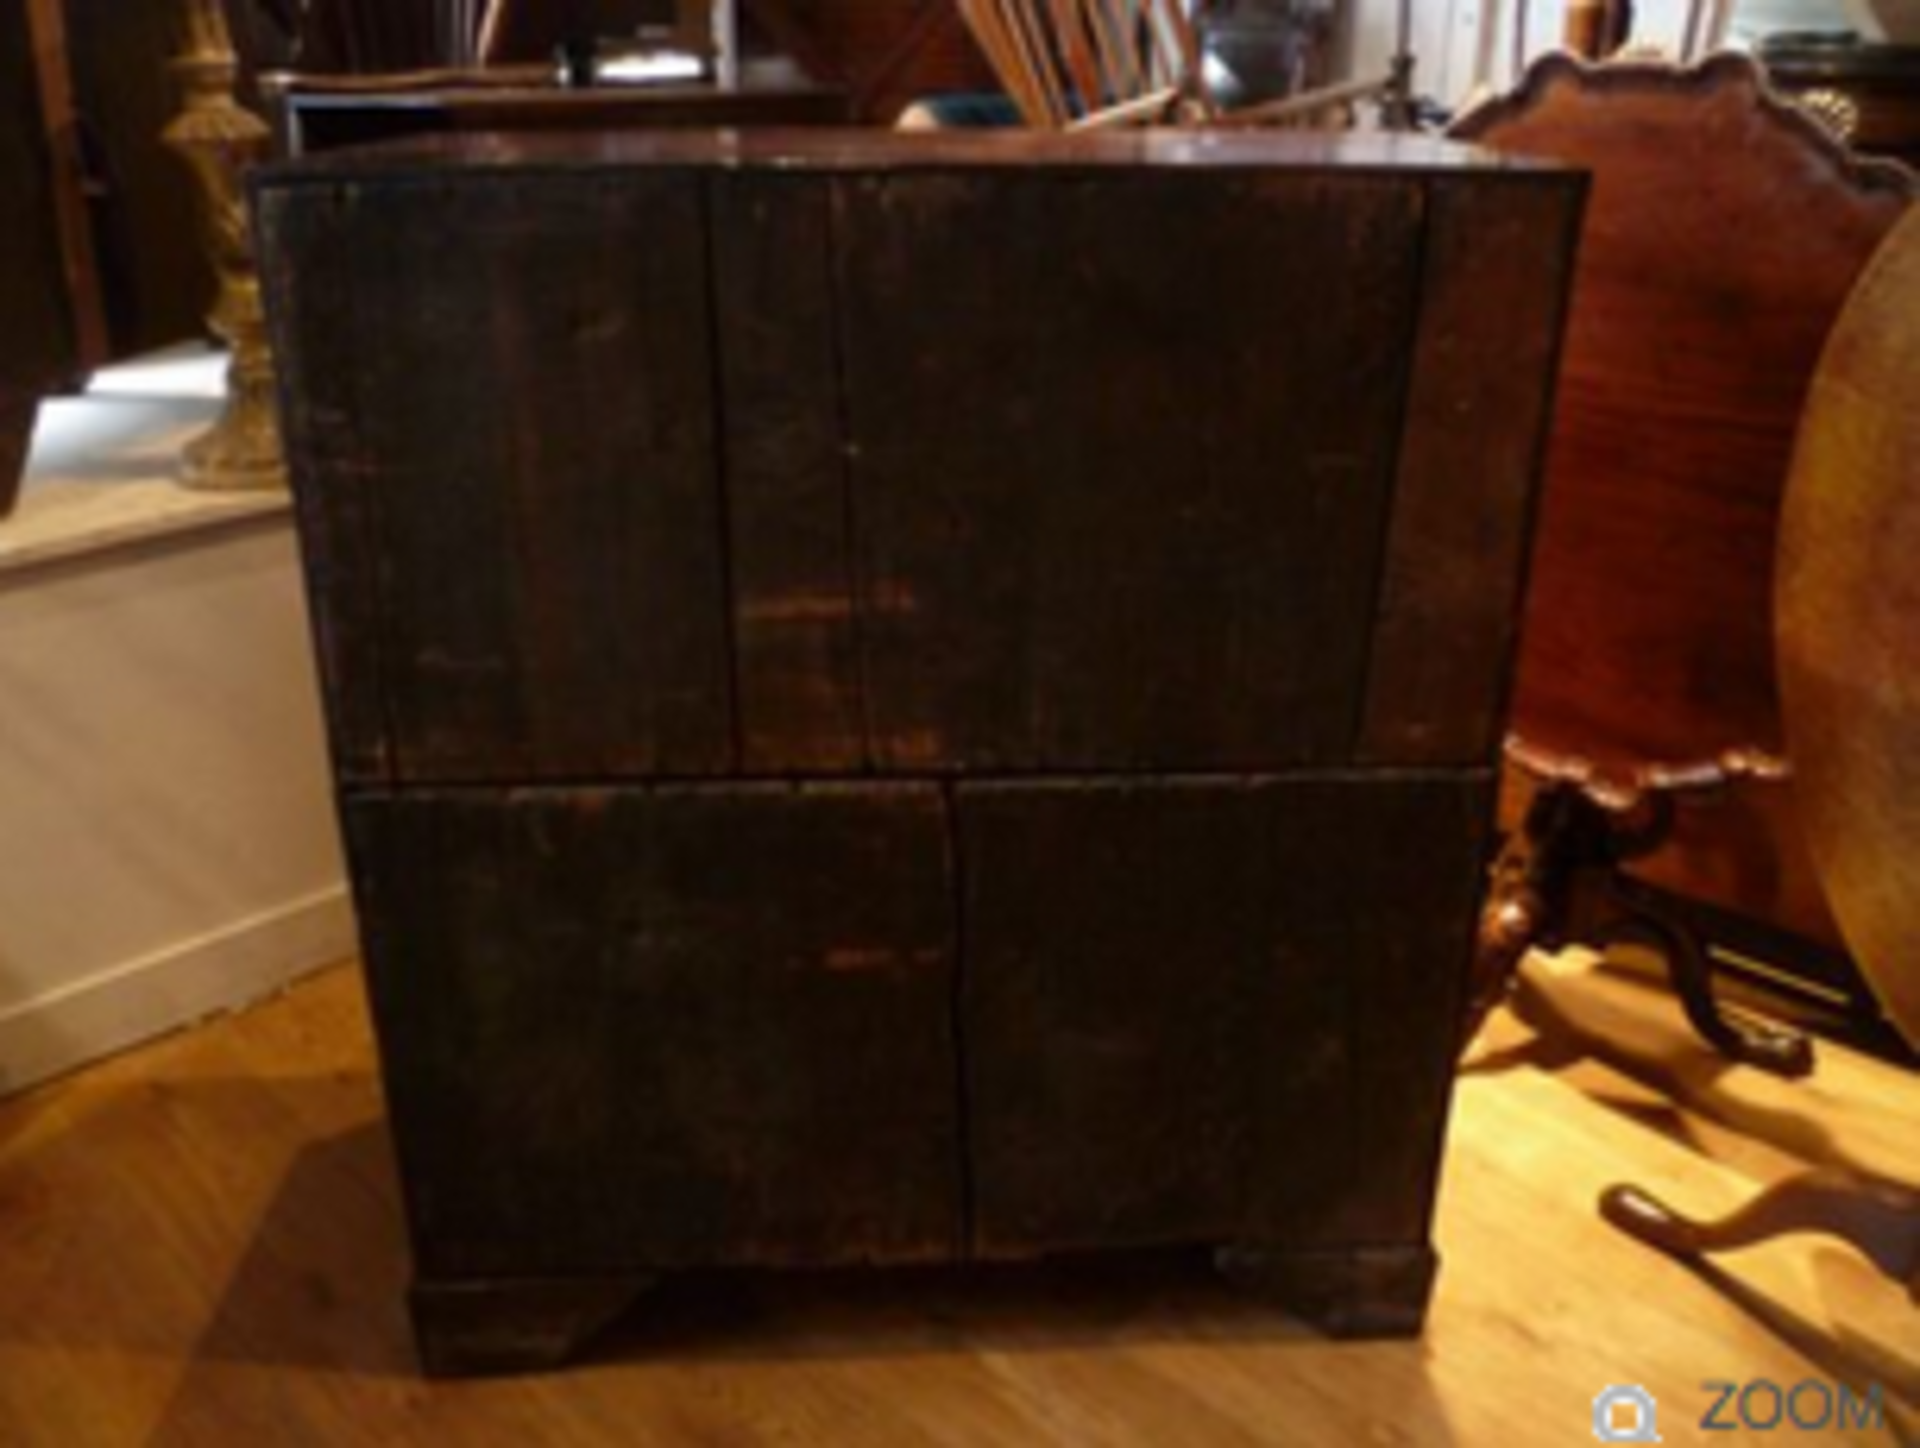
xmin=957 ymin=0 xmax=1211 ymax=129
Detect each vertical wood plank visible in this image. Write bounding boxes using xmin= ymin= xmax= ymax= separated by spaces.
xmin=1245 ymin=772 xmax=1495 ymax=1247
xmin=959 ymin=773 xmax=1494 ymax=1258
xmin=257 ymin=186 xmax=395 ymax=783
xmin=958 ymin=778 xmax=1270 ymax=1253
xmin=1356 ymin=176 xmax=1585 ymax=767
xmin=347 ymin=782 xmax=963 ymax=1278
xmin=837 ymin=172 xmax=1424 ymax=773
xmin=289 ymin=174 xmax=734 ymax=783
xmin=711 ymin=173 xmax=868 ymax=773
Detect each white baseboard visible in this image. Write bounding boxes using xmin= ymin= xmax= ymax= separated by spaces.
xmin=0 ymin=887 xmax=357 ymax=1097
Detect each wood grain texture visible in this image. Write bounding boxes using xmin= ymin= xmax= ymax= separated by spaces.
xmin=1451 ymin=53 xmax=1915 ymax=959
xmin=1776 ymin=207 xmax=1920 ymax=1048
xmin=711 ymin=173 xmax=868 ymax=773
xmin=260 ymin=126 xmax=1576 ymax=180
xmin=1514 ymin=947 xmax=1919 ymax=1187
xmin=256 ymin=186 xmax=396 ymax=780
xmin=1357 ymin=178 xmax=1585 ymax=767
xmin=836 ymin=173 xmax=1424 ymax=773
xmin=958 ymin=778 xmax=1273 ymax=1252
xmin=346 ymin=784 xmax=962 ymax=1279
xmin=7 ymin=964 xmax=1917 ymax=1443
xmin=1450 ymin=54 xmax=1914 ymax=776
xmin=255 ymin=133 xmax=1585 ymax=1369
xmin=263 ymin=174 xmax=734 ymax=785
xmin=281 ymin=70 xmax=850 ymax=157
xmin=959 ymin=774 xmax=1493 ymax=1259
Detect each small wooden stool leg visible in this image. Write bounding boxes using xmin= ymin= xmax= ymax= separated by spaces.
xmin=410 ymin=1273 xmax=657 ymax=1377
xmin=1215 ymin=1242 xmax=1438 ymax=1338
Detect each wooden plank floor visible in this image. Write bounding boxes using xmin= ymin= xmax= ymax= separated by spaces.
xmin=0 ymin=959 xmax=1914 ymax=1447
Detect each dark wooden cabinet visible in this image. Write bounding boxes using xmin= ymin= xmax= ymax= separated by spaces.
xmin=255 ymin=129 xmax=1584 ymax=1375
xmin=272 ymin=63 xmax=850 ymax=158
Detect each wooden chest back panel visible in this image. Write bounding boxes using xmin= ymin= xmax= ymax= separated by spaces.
xmin=960 ymin=773 xmax=1491 ymax=1255
xmin=836 ymin=174 xmax=1423 ymax=771
xmin=264 ymin=155 xmax=1582 ymax=785
xmin=256 ymin=133 xmax=1584 ymax=1294
xmin=259 ymin=175 xmax=736 ymax=784
xmin=348 ymin=783 xmax=963 ymax=1278
xmin=346 ymin=770 xmax=1491 ymax=1276
xmin=711 ymin=174 xmax=870 ymax=774
xmin=264 ymin=187 xmax=399 ymax=780
xmin=1356 ymin=181 xmax=1582 ymax=767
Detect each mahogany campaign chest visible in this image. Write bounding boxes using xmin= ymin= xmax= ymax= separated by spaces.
xmin=255 ymin=128 xmax=1584 ymax=1375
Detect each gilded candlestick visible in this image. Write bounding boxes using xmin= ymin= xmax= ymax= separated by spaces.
xmin=164 ymin=0 xmax=285 ymax=492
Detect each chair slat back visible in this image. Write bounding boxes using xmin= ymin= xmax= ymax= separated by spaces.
xmin=959 ymin=0 xmax=1210 ymax=128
